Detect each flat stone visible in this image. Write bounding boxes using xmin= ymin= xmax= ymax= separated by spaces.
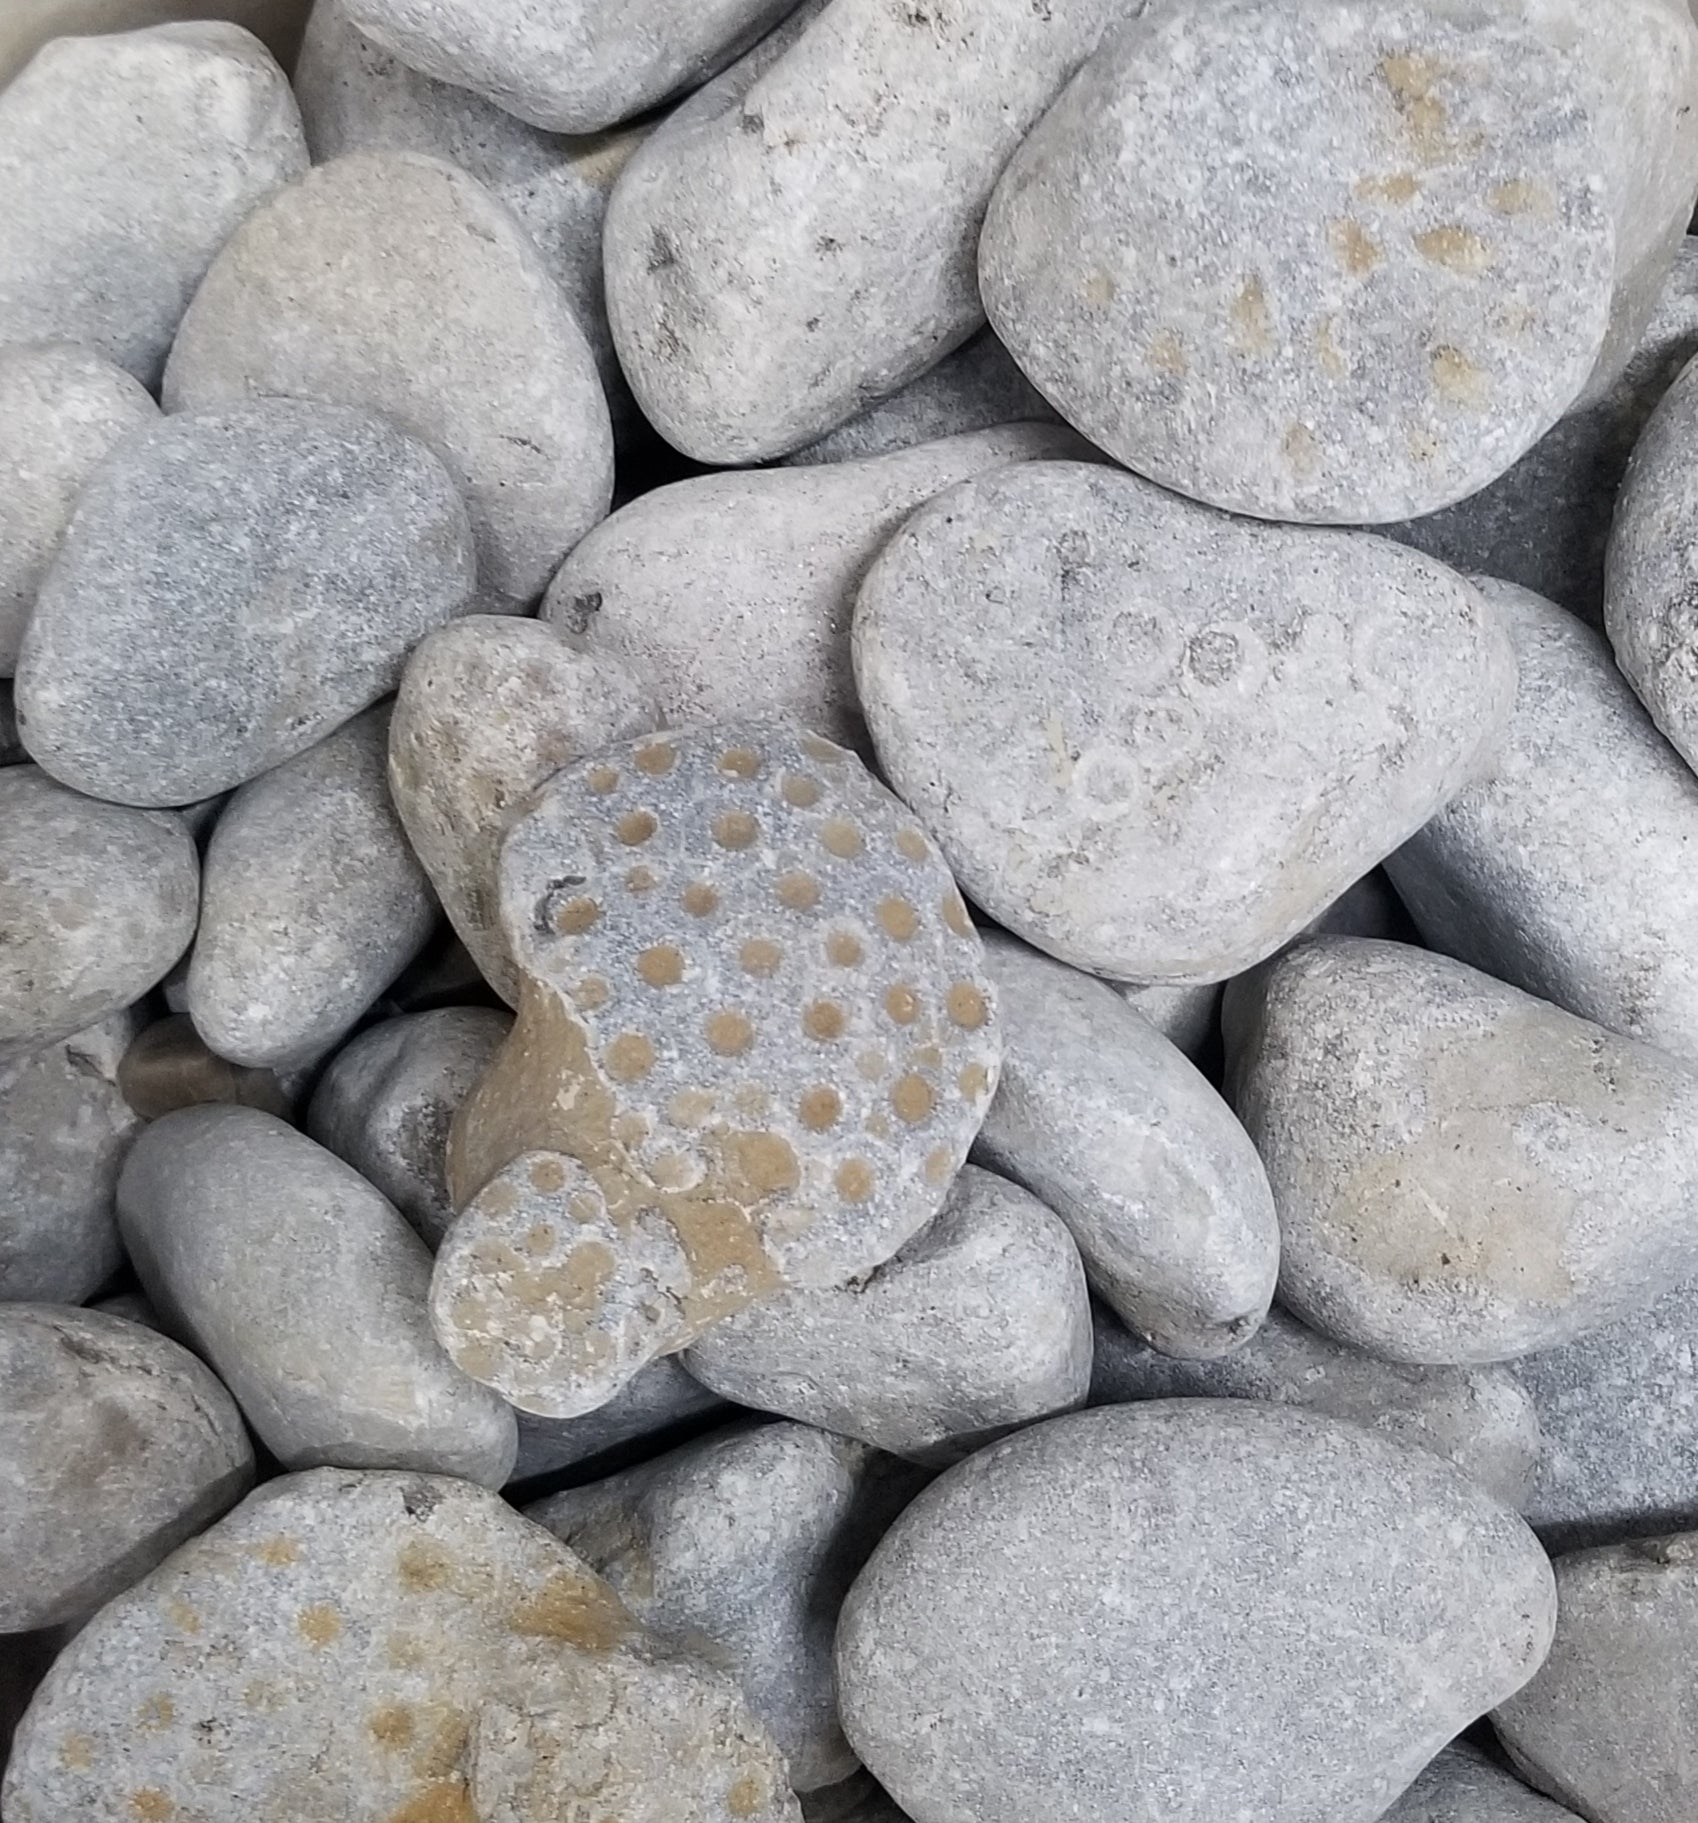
xmin=685 ymin=1164 xmax=1091 ymax=1463
xmin=117 ymin=1013 xmax=301 ymax=1123
xmin=0 ymin=1303 xmax=252 ymax=1631
xmin=165 ymin=149 xmax=613 ymax=607
xmin=1380 ymin=1746 xmax=1581 ymax=1823
xmin=511 ymin=1355 xmax=728 ymax=1485
xmin=1 ymin=1467 xmax=800 ymax=1823
xmin=836 ymin=1402 xmax=1555 ymax=1823
xmin=389 ymin=616 xmax=656 ymax=1005
xmin=118 ymin=1105 xmax=516 ymax=1483
xmin=0 ymin=768 xmax=198 ymax=1062
xmin=853 ymin=460 xmax=1514 ymax=981
xmin=15 ymin=401 xmax=474 ymax=806
xmin=0 ymin=22 xmax=306 ymax=385
xmin=1228 ymin=936 xmax=1698 ymax=1364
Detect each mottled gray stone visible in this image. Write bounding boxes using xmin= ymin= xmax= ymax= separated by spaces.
xmin=0 ymin=343 xmax=156 ymax=674
xmin=853 ymin=460 xmax=1515 ymax=982
xmin=530 ymin=1420 xmax=921 ymax=1789
xmin=165 ymin=150 xmax=613 ymax=607
xmin=544 ymin=424 xmax=1083 ymax=752
xmin=15 ymin=402 xmax=474 ymax=806
xmin=117 ymin=1013 xmax=302 ymax=1123
xmin=1228 ymin=937 xmax=1698 ymax=1364
xmin=512 ymin=1356 xmax=729 ymax=1484
xmin=685 ymin=1165 xmax=1091 ymax=1463
xmin=837 ymin=1402 xmax=1555 ymax=1823
xmin=0 ymin=1303 xmax=253 ymax=1631
xmin=1387 ymin=580 xmax=1698 ymax=1064
xmin=1495 ymin=1533 xmax=1698 ymax=1823
xmin=1 ymin=1467 xmax=799 ymax=1823
xmin=307 ymin=1007 xmax=513 ymax=1249
xmin=187 ymin=707 xmax=438 ymax=1070
xmin=603 ymin=0 xmax=1133 ymax=463
xmin=1381 ymin=1746 xmax=1581 ymax=1823
xmin=1091 ymin=1302 xmax=1540 ymax=1508
xmin=0 ymin=23 xmax=306 ymax=385
xmin=118 ymin=1105 xmax=516 ymax=1483
xmin=0 ymin=769 xmax=198 ymax=1062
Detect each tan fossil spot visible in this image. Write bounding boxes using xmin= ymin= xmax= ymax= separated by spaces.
xmin=574 ymin=974 xmax=610 ymax=1011
xmin=731 ymin=1130 xmax=800 ymax=1194
xmin=624 ymin=864 xmax=658 ymax=894
xmin=510 ymin=1567 xmax=632 ymax=1649
xmin=706 ymin=1010 xmax=755 ymax=1056
xmin=370 ymin=1706 xmax=415 ymax=1749
xmin=924 ymin=1146 xmax=956 ymax=1184
xmin=1431 ymin=344 xmax=1490 ymax=408
xmin=637 ymin=944 xmax=685 ymax=988
xmin=1327 ymin=217 xmax=1381 ymax=275
xmin=1228 ymin=276 xmax=1273 ymax=356
xmin=947 ymin=982 xmax=990 ymax=1030
xmin=891 ymin=1074 xmax=936 ymax=1124
xmin=804 ymin=1000 xmax=847 ymax=1042
xmin=385 ymin=1780 xmax=476 ymax=1823
xmin=799 ymin=1086 xmax=842 ymax=1131
xmin=136 ymin=1695 xmax=174 ymax=1733
xmin=1314 ymin=317 xmax=1349 ymax=378
xmin=165 ymin=1601 xmax=200 ymax=1635
xmin=616 ymin=809 xmax=657 ymax=846
xmin=1377 ymin=50 xmax=1455 ymax=161
xmin=529 ymin=1156 xmax=567 ymax=1193
xmin=776 ymin=870 xmax=821 ymax=911
xmin=1084 ymin=271 xmax=1117 ymax=307
xmin=1282 ymin=422 xmax=1321 ymax=480
xmin=586 ymin=764 xmax=620 ymax=795
xmin=397 ymin=1539 xmax=453 ymax=1591
xmin=1414 ymin=224 xmax=1493 ymax=275
xmin=718 ymin=747 xmax=761 ymax=778
xmin=1407 ymin=425 xmax=1442 ymax=465
xmin=877 ymin=896 xmax=920 ymax=941
xmin=60 ymin=1735 xmax=95 ymax=1771
xmin=668 ymin=1088 xmax=715 ymax=1127
xmin=128 ymin=1791 xmax=174 ymax=1821
xmin=251 ymin=1536 xmax=301 ymax=1567
xmin=605 ymin=1033 xmax=657 ymax=1081
xmin=895 ymin=827 xmax=929 ymax=862
xmin=297 ymin=1604 xmax=341 ymax=1648
xmin=1488 ymin=178 xmax=1553 ymax=217
xmin=1353 ymin=171 xmax=1421 ymax=204
xmin=555 ymin=896 xmax=599 ymax=935
xmin=836 ymin=1158 xmax=875 ymax=1202
xmin=729 ymin=1774 xmax=768 ymax=1819
xmin=733 ymin=1083 xmax=771 ymax=1121
xmin=885 ymin=984 xmax=920 ymax=1025
xmin=1147 ymin=327 xmax=1188 ymax=377
xmin=960 ymin=1062 xmax=992 ymax=1101
xmin=713 ymin=810 xmax=759 ymax=850
xmin=820 ymin=817 xmax=864 ymax=859
xmin=740 ymin=937 xmax=783 ymax=977
xmin=782 ymin=772 xmax=823 ymax=808
xmin=682 ymin=880 xmax=719 ymax=917
xmin=634 ymin=741 xmax=677 ymax=776
xmin=826 ymin=930 xmax=864 ymax=967
xmin=523 ymin=1222 xmax=557 ymax=1254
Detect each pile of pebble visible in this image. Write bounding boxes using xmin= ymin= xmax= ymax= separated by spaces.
xmin=6 ymin=0 xmax=1698 ymax=1819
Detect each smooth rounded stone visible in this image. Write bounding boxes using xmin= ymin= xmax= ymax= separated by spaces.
xmin=0 ymin=23 xmax=305 ymax=386
xmin=1112 ymin=980 xmax=1222 ymax=1064
xmin=970 ymin=932 xmax=1277 ymax=1360
xmin=1495 ymin=1533 xmax=1698 ymax=1823
xmin=512 ymin=1355 xmax=729 ymax=1485
xmin=854 ymin=461 xmax=1515 ymax=983
xmin=1091 ymin=1302 xmax=1540 ymax=1508
xmin=1382 ymin=1745 xmax=1582 ymax=1823
xmin=1 ymin=1467 xmax=800 ymax=1823
xmin=186 ymin=707 xmax=439 ymax=1070
xmin=603 ymin=0 xmax=1134 ymax=465
xmin=307 ymin=1007 xmax=513 ymax=1249
xmin=89 ymin=1289 xmax=163 ymax=1330
xmin=0 ymin=769 xmax=198 ymax=1062
xmin=837 ymin=1402 xmax=1556 ymax=1823
xmin=389 ymin=616 xmax=657 ymax=1005
xmin=1386 ymin=580 xmax=1698 ymax=1063
xmin=118 ymin=1105 xmax=517 ymax=1483
xmin=0 ymin=2 xmax=312 ymax=86
xmin=544 ymin=425 xmax=1084 ymax=752
xmin=117 ymin=1013 xmax=300 ymax=1122
xmin=0 ymin=1303 xmax=253 ymax=1631
xmin=685 ymin=1165 xmax=1091 ymax=1464
xmin=165 ymin=151 xmax=614 ymax=608
xmin=1229 ymin=936 xmax=1698 ymax=1365
xmin=981 ymin=1 xmax=1617 ymax=524
xmin=442 ymin=718 xmax=1002 ymax=1418
xmin=530 ymin=1420 xmax=921 ymax=1789
xmin=0 ymin=343 xmax=156 ymax=674
xmin=15 ymin=401 xmax=475 ymax=806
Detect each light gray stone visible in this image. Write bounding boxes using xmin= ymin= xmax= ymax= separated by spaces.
xmin=165 ymin=150 xmax=613 ymax=607
xmin=685 ymin=1164 xmax=1091 ymax=1464
xmin=15 ymin=401 xmax=475 ymax=806
xmin=1 ymin=1467 xmax=800 ymax=1823
xmin=512 ymin=1356 xmax=729 ymax=1485
xmin=0 ymin=1 xmax=312 ymax=87
xmin=1112 ymin=980 xmax=1222 ymax=1063
xmin=837 ymin=1402 xmax=1556 ymax=1823
xmin=118 ymin=1105 xmax=517 ymax=1484
xmin=117 ymin=1013 xmax=302 ymax=1123
xmin=1228 ymin=936 xmax=1698 ymax=1364
xmin=853 ymin=460 xmax=1515 ymax=982
xmin=1380 ymin=1746 xmax=1581 ymax=1823
xmin=0 ymin=22 xmax=306 ymax=385
xmin=0 ymin=1303 xmax=253 ymax=1631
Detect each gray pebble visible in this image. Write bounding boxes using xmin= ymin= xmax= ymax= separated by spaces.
xmin=1112 ymin=980 xmax=1222 ymax=1064
xmin=0 ymin=768 xmax=198 ymax=1062
xmin=118 ymin=1105 xmax=516 ymax=1484
xmin=685 ymin=1164 xmax=1091 ymax=1464
xmin=307 ymin=1006 xmax=513 ymax=1249
xmin=1228 ymin=936 xmax=1698 ymax=1364
xmin=164 ymin=149 xmax=613 ymax=607
xmin=853 ymin=460 xmax=1515 ymax=982
xmin=836 ymin=1402 xmax=1555 ymax=1823
xmin=1380 ymin=1746 xmax=1582 ymax=1823
xmin=512 ymin=1355 xmax=729 ymax=1485
xmin=15 ymin=401 xmax=474 ymax=806
xmin=0 ymin=23 xmax=306 ymax=385
xmin=0 ymin=1303 xmax=253 ymax=1631
xmin=117 ymin=1013 xmax=302 ymax=1123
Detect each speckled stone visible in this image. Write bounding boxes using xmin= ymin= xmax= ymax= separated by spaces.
xmin=853 ymin=460 xmax=1515 ymax=982
xmin=530 ymin=1420 xmax=922 ymax=1790
xmin=0 ymin=1009 xmax=140 ymax=1303
xmin=1228 ymin=936 xmax=1698 ymax=1365
xmin=1091 ymin=1301 xmax=1540 ymax=1508
xmin=1381 ymin=1746 xmax=1581 ymax=1823
xmin=1495 ymin=1533 xmax=1698 ymax=1823
xmin=837 ymin=1402 xmax=1555 ymax=1823
xmin=511 ymin=1356 xmax=728 ymax=1485
xmin=0 ymin=769 xmax=198 ymax=1062
xmin=1387 ymin=579 xmax=1698 ymax=1064
xmin=1 ymin=1467 xmax=800 ymax=1823
xmin=0 ymin=343 xmax=156 ymax=674
xmin=441 ymin=718 xmax=1001 ymax=1417
xmin=308 ymin=1007 xmax=513 ymax=1249
xmin=971 ymin=932 xmax=1277 ymax=1359
xmin=15 ymin=401 xmax=474 ymax=806
xmin=389 ymin=616 xmax=656 ymax=1005
xmin=685 ymin=1165 xmax=1091 ymax=1463
xmin=118 ymin=1106 xmax=516 ymax=1483
xmin=544 ymin=424 xmax=1083 ymax=752
xmin=0 ymin=1303 xmax=253 ymax=1631
xmin=0 ymin=23 xmax=306 ymax=385
xmin=117 ymin=1014 xmax=302 ymax=1123
xmin=164 ymin=150 xmax=613 ymax=607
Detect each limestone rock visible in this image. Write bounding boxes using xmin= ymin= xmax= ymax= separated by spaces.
xmin=1380 ymin=1746 xmax=1582 ymax=1823
xmin=0 ymin=1 xmax=312 ymax=87
xmin=512 ymin=1356 xmax=728 ymax=1485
